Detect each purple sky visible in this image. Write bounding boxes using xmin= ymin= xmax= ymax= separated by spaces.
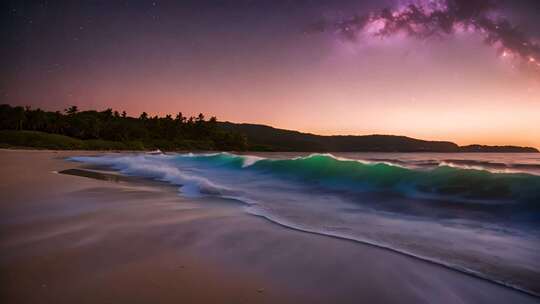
xmin=2 ymin=0 xmax=539 ymax=147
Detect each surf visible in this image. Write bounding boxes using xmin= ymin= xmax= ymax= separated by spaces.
xmin=176 ymin=152 xmax=540 ymax=204
xmin=69 ymin=152 xmax=540 ymax=296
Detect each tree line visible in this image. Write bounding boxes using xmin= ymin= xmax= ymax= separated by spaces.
xmin=0 ymin=104 xmax=247 ymax=150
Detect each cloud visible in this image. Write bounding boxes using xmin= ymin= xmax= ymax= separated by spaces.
xmin=308 ymin=0 xmax=540 ymax=71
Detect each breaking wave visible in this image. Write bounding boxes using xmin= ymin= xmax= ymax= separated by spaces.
xmin=69 ymin=152 xmax=540 ymax=296
xmin=175 ymin=152 xmax=540 ymax=204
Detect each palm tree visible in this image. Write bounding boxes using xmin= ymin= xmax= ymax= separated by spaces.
xmin=175 ymin=112 xmax=186 ymax=123
xmin=196 ymin=113 xmax=205 ymax=123
xmin=65 ymin=105 xmax=78 ymax=115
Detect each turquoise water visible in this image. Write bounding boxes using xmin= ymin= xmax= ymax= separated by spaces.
xmin=71 ymin=152 xmax=540 ymax=295
xmin=178 ymin=152 xmax=540 ymax=203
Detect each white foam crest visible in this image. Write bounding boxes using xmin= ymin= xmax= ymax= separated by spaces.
xmin=359 ymin=159 xmax=408 ymax=168
xmin=175 ymin=152 xmax=266 ymax=168
xmin=240 ymin=155 xmax=265 ymax=167
xmin=438 ymin=161 xmax=526 ymax=175
xmin=291 ymin=153 xmax=339 ymax=160
xmin=290 ymin=153 xmax=407 ymax=168
xmin=69 ymin=155 xmax=236 ymax=197
xmin=176 ymin=152 xmax=225 ymax=158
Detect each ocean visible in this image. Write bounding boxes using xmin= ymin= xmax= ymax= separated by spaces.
xmin=70 ymin=152 xmax=540 ymax=295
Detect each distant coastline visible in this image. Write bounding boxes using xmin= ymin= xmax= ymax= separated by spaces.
xmin=0 ymin=104 xmax=537 ymax=153
xmin=218 ymin=122 xmax=539 ymax=153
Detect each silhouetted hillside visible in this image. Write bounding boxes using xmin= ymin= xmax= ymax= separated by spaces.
xmin=218 ymin=122 xmax=538 ymax=153
xmin=1 ymin=103 xmax=536 ymax=152
xmin=459 ymin=145 xmax=539 ymax=153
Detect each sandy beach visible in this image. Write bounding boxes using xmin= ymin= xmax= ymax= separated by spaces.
xmin=0 ymin=150 xmax=538 ymax=304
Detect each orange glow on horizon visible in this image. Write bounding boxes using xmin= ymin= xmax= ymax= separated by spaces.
xmin=4 ymin=11 xmax=539 ymax=150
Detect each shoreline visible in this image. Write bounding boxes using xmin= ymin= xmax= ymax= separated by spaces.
xmin=1 ymin=150 xmax=539 ymax=303
xmin=2 ymin=147 xmax=539 ymax=154
xmin=58 ymin=165 xmax=540 ymax=298
xmin=55 ymin=164 xmax=540 ymax=297
xmin=249 ymin=211 xmax=540 ymax=298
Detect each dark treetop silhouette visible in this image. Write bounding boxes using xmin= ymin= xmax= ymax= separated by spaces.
xmin=0 ymin=104 xmax=247 ymax=151
xmin=0 ymin=104 xmax=537 ymax=152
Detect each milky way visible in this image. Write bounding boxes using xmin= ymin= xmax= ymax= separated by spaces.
xmin=309 ymin=0 xmax=540 ymax=71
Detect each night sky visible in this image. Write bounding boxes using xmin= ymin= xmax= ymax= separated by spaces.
xmin=1 ymin=0 xmax=539 ymax=147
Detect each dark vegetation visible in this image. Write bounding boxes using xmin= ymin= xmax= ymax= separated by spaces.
xmin=0 ymin=104 xmax=247 ymax=150
xmin=1 ymin=104 xmax=537 ymax=152
xmin=459 ymin=145 xmax=539 ymax=153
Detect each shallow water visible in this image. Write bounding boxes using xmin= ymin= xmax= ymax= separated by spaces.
xmin=70 ymin=152 xmax=540 ymax=295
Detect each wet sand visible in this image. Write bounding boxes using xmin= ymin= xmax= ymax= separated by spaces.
xmin=0 ymin=150 xmax=538 ymax=304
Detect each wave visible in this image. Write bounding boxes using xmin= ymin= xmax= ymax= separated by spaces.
xmin=180 ymin=153 xmax=540 ymax=204
xmin=71 ymin=152 xmax=540 ymax=204
xmin=352 ymin=158 xmax=540 ymax=175
xmin=69 ymin=155 xmax=238 ymax=197
xmin=69 ymin=152 xmax=540 ymax=296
